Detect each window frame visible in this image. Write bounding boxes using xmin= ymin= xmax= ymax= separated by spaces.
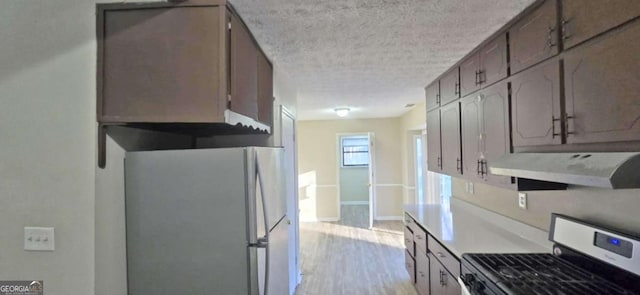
xmin=341 ymin=136 xmax=370 ymax=167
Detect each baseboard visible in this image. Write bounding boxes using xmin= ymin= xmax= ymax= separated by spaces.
xmin=301 ymin=217 xmax=340 ymax=222
xmin=340 ymin=201 xmax=369 ymax=205
xmin=375 ymin=216 xmax=403 ymax=221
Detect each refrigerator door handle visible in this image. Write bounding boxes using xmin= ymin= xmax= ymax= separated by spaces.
xmin=255 ymin=150 xmax=270 ymax=295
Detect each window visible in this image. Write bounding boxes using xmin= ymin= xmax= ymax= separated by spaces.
xmin=341 ymin=136 xmax=369 ymax=167
xmin=440 ymin=175 xmax=452 ymax=205
xmin=414 ymin=135 xmax=424 ymax=204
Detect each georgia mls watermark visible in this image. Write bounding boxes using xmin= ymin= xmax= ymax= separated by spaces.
xmin=0 ymin=281 xmax=43 ymax=295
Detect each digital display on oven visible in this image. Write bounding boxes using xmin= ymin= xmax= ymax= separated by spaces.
xmin=594 ymin=232 xmax=633 ymax=258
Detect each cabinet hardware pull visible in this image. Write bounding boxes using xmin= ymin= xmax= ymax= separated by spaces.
xmin=437 ymin=252 xmax=445 ymax=258
xmin=561 ymin=18 xmax=572 ymax=40
xmin=437 ymin=157 xmax=442 ymax=169
xmin=436 ymin=93 xmax=440 ymax=105
xmin=456 ymin=158 xmax=461 ymax=172
xmin=547 ymin=26 xmax=557 ymax=48
xmin=552 ymin=116 xmax=562 ymax=138
xmin=475 ymin=70 xmax=480 ymax=86
xmin=416 ymin=235 xmax=423 ymax=240
xmin=478 ymin=70 xmax=485 ymax=84
xmin=418 ymin=271 xmax=425 ymax=277
xmin=439 ymin=270 xmax=448 ymax=286
xmin=565 ymin=113 xmax=576 ymax=137
xmin=455 ymin=82 xmax=460 ymax=96
xmin=477 ymin=160 xmax=482 ymax=175
xmin=482 ymin=160 xmax=488 ymax=176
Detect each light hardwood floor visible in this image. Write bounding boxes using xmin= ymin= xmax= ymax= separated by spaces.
xmin=295 ymin=205 xmax=417 ymax=295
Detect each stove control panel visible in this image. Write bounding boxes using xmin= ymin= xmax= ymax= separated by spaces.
xmin=550 ymin=213 xmax=640 ymax=277
xmin=595 ymin=232 xmax=633 ymax=258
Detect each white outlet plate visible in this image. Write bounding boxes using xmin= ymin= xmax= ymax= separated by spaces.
xmin=518 ymin=193 xmax=527 ymax=210
xmin=24 ymin=227 xmax=55 ymax=251
xmin=468 ymin=182 xmax=474 ymax=194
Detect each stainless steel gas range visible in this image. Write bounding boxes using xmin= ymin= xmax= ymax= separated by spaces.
xmin=460 ymin=214 xmax=640 ymax=294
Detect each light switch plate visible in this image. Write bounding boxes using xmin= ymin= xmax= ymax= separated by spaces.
xmin=468 ymin=182 xmax=474 ymax=194
xmin=24 ymin=227 xmax=55 ymax=251
xmin=518 ymin=193 xmax=527 ymax=210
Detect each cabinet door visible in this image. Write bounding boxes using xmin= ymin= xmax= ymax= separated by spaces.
xmin=415 ymin=251 xmax=430 ymax=295
xmin=460 ymin=53 xmax=480 ymax=97
xmin=405 ymin=250 xmax=416 ymax=284
xmin=479 ymin=82 xmax=513 ymax=187
xmin=101 ymin=6 xmax=224 ymax=123
xmin=509 ymin=0 xmax=558 ymax=74
xmin=440 ymin=68 xmax=461 ymax=106
xmin=479 ymin=34 xmax=508 ymax=87
xmin=427 ymin=110 xmax=442 ymax=172
xmin=564 ymin=20 xmax=640 ymax=144
xmin=257 ymin=50 xmax=273 ymax=127
xmin=441 ymin=103 xmax=463 ymax=176
xmin=562 ymin=0 xmax=640 ymax=49
xmin=230 ymin=13 xmax=258 ymax=119
xmin=404 ymin=226 xmax=415 ymax=258
xmin=461 ymin=95 xmax=482 ymax=180
xmin=429 ymin=254 xmax=460 ymax=295
xmin=425 ymin=81 xmax=440 ymax=111
xmin=511 ymin=58 xmax=562 ymax=147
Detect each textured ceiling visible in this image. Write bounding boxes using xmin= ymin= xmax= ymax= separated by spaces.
xmin=229 ymin=0 xmax=536 ymax=120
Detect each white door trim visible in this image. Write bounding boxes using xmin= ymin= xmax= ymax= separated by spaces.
xmin=280 ymin=106 xmax=301 ymax=293
xmin=335 ymin=132 xmax=375 ymax=227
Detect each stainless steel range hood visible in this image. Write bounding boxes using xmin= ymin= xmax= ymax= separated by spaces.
xmin=489 ymin=153 xmax=640 ymax=189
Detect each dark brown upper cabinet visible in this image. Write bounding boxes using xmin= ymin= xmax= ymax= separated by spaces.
xmin=99 ymin=4 xmax=226 ymax=123
xmin=461 ymin=94 xmax=482 ymax=179
xmin=479 ymin=34 xmax=508 ymax=87
xmin=477 ymin=82 xmax=512 ymax=187
xmin=425 ymin=81 xmax=440 ymax=111
xmin=460 ymin=52 xmax=481 ymax=97
xmin=564 ymin=19 xmax=640 ymax=145
xmin=427 ymin=109 xmax=442 ymax=172
xmin=440 ymin=68 xmax=461 ymax=106
xmin=460 ymin=34 xmax=508 ymax=97
xmin=461 ymin=81 xmax=511 ymax=187
xmin=561 ymin=0 xmax=640 ymax=50
xmin=510 ymin=58 xmax=562 ymax=147
xmin=440 ymin=102 xmax=463 ymax=176
xmin=509 ymin=0 xmax=558 ymax=74
xmin=97 ymin=0 xmax=272 ymax=131
xmin=257 ymin=50 xmax=274 ymax=128
xmin=230 ymin=12 xmax=258 ymax=120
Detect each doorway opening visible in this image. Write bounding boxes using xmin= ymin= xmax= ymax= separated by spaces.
xmin=337 ymin=133 xmax=375 ymax=229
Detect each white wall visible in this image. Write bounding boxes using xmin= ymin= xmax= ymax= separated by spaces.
xmin=298 ymin=119 xmax=404 ymax=221
xmin=0 ymin=1 xmax=118 ymax=293
xmin=339 ymin=167 xmax=369 ymax=203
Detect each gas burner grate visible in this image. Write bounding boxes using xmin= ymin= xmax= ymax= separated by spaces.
xmin=469 ymin=253 xmax=636 ymax=295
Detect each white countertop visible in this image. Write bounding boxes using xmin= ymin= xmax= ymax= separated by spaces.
xmin=404 ymin=198 xmax=553 ymax=259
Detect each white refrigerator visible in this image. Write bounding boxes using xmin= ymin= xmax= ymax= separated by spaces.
xmin=125 ymin=147 xmax=289 ymax=295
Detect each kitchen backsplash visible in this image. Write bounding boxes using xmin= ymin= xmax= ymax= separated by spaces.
xmin=452 ymin=178 xmax=640 ymax=236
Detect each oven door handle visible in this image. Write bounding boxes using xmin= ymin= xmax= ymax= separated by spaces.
xmin=458 ymin=276 xmax=473 ymax=295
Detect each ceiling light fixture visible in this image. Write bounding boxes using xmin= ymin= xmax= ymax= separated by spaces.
xmin=334 ymin=108 xmax=350 ymax=117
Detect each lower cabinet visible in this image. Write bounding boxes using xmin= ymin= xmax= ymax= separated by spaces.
xmin=429 ymin=253 xmax=462 ymax=295
xmin=415 ymin=251 xmax=430 ymax=295
xmin=405 ymin=250 xmax=416 ymax=284
xmin=405 ymin=214 xmax=461 ymax=295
